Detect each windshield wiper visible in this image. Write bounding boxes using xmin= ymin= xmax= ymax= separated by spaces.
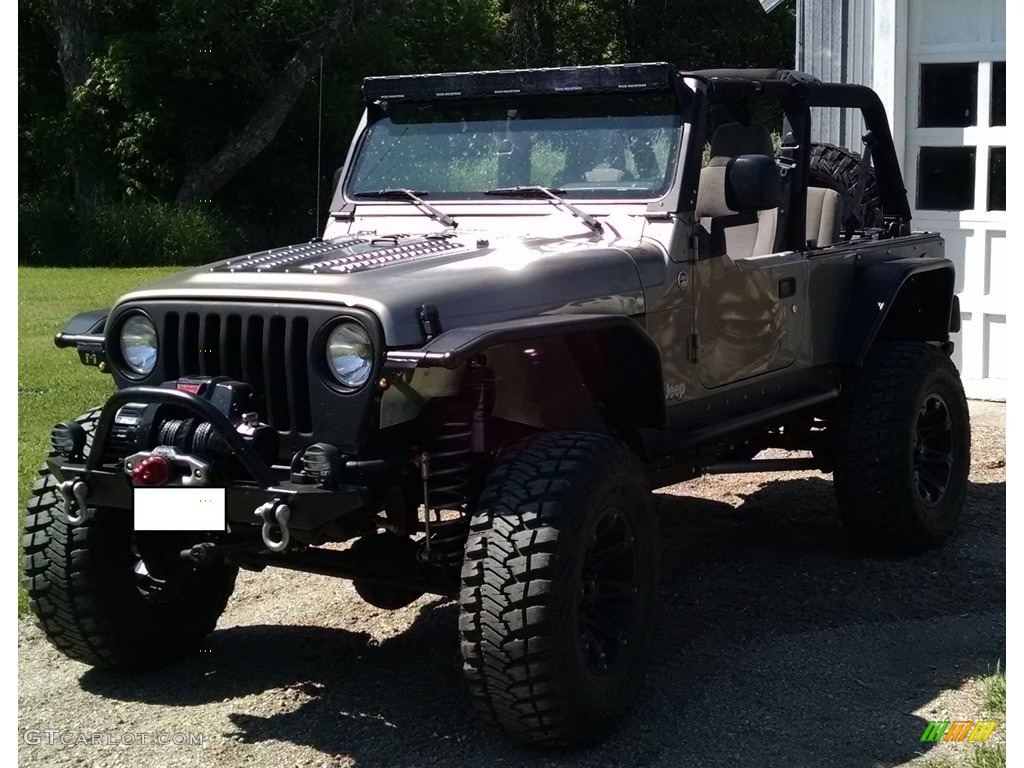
xmin=484 ymin=186 xmax=604 ymax=235
xmin=352 ymin=189 xmax=457 ymax=228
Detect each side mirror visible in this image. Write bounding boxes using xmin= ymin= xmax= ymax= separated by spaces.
xmin=725 ymin=155 xmax=782 ymax=212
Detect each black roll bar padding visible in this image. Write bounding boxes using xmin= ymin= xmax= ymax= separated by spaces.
xmin=691 ymin=73 xmax=912 ymax=228
xmin=797 ymin=83 xmax=911 ymax=224
xmin=87 ymin=387 xmax=278 ymax=488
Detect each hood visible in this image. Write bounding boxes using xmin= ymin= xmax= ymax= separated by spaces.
xmin=115 ymin=230 xmax=668 ymax=347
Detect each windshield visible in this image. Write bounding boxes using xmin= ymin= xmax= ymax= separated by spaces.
xmin=348 ymin=93 xmax=682 ymax=200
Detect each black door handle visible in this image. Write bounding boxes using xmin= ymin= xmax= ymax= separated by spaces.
xmin=778 ymin=277 xmax=796 ymax=298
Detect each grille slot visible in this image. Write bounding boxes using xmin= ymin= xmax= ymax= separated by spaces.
xmin=287 ymin=318 xmax=313 ymax=433
xmin=180 ymin=313 xmax=200 ymax=374
xmin=222 ymin=314 xmax=243 ymax=379
xmin=159 ymin=310 xmax=314 ymax=436
xmin=264 ymin=317 xmax=289 ymax=430
xmin=163 ymin=313 xmax=180 ymax=379
xmin=199 ymin=313 xmax=220 ymax=375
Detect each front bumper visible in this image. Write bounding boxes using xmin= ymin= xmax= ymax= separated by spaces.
xmin=49 ymin=386 xmax=373 ymax=533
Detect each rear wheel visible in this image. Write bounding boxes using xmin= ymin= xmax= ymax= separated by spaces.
xmin=833 ymin=344 xmax=970 ymax=553
xmin=458 ymin=432 xmax=659 ymax=746
xmin=22 ymin=409 xmax=237 ymax=670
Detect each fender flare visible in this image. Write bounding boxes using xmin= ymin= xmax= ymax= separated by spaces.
xmin=842 ymin=258 xmax=956 ymax=366
xmin=385 ymin=314 xmax=666 ymax=429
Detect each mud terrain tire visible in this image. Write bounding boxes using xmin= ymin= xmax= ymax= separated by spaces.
xmin=833 ymin=343 xmax=970 ymax=554
xmin=810 ymin=142 xmax=883 ymax=233
xmin=22 ymin=408 xmax=238 ymax=670
xmin=458 ymin=432 xmax=659 ymax=746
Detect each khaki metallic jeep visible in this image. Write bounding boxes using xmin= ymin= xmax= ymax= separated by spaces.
xmin=25 ymin=64 xmax=968 ymax=746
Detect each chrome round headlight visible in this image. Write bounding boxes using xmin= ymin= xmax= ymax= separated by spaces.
xmin=325 ymin=322 xmax=374 ymax=388
xmin=119 ymin=314 xmax=158 ymax=376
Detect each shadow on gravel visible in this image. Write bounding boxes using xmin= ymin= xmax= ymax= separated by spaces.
xmin=79 ymin=477 xmax=1005 ymax=768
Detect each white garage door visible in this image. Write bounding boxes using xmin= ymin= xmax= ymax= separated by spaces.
xmin=904 ymin=0 xmax=1006 ymax=400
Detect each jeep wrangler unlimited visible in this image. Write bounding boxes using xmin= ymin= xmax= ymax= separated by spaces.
xmin=24 ymin=64 xmax=969 ymax=746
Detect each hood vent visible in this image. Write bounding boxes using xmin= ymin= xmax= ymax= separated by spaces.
xmin=213 ymin=235 xmax=465 ymax=275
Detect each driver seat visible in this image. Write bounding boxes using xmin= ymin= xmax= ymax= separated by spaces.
xmin=695 ymin=122 xmax=778 ymax=258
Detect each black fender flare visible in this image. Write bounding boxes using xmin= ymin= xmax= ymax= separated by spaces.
xmin=385 ymin=314 xmax=666 ymax=429
xmin=842 ymin=258 xmax=957 ymax=366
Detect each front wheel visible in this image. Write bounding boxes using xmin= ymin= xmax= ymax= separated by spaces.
xmin=22 ymin=408 xmax=238 ymax=670
xmin=833 ymin=343 xmax=971 ymax=554
xmin=458 ymin=432 xmax=659 ymax=746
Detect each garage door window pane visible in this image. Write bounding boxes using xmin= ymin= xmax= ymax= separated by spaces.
xmin=991 ymin=62 xmax=1006 ymax=126
xmin=919 ymin=63 xmax=978 ymax=127
xmin=988 ymin=147 xmax=1006 ymax=211
xmin=917 ymin=147 xmax=976 ymax=210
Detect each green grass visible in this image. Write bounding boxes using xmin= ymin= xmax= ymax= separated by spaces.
xmin=981 ymin=668 xmax=1006 ymax=716
xmin=18 ymin=267 xmax=178 ymax=612
xmin=967 ymin=745 xmax=1006 ymax=768
xmin=970 ymin=667 xmax=1007 ymax=768
xmin=927 ymin=668 xmax=1007 ymax=768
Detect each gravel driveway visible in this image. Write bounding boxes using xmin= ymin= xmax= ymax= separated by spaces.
xmin=18 ymin=402 xmax=1005 ymax=768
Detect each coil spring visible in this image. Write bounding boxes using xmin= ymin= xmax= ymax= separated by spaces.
xmin=421 ymin=407 xmax=472 ymax=568
xmin=428 ymin=406 xmax=473 ymax=509
xmin=421 ymin=363 xmax=494 ymax=568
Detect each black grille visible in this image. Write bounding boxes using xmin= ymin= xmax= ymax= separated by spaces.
xmin=161 ymin=310 xmax=313 ymax=434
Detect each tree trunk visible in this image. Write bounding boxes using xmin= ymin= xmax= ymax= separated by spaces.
xmin=506 ymin=0 xmax=557 ymax=68
xmin=50 ymin=0 xmax=108 ymax=209
xmin=51 ymin=0 xmax=98 ymax=97
xmin=176 ymin=2 xmax=367 ymax=203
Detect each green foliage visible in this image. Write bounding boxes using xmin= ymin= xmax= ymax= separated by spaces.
xmin=79 ymin=201 xmax=235 ymax=266
xmin=18 ymin=196 xmax=81 ymax=265
xmin=19 ymin=196 xmax=235 ymax=267
xmin=19 ymin=0 xmax=795 ymax=263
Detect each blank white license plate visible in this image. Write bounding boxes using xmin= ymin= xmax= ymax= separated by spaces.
xmin=133 ymin=488 xmax=226 ymax=531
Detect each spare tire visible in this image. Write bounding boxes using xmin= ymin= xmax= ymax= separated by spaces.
xmin=809 ymin=142 xmax=883 ymax=235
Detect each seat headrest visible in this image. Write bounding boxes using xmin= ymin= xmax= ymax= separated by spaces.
xmin=708 ymin=123 xmax=774 ymax=167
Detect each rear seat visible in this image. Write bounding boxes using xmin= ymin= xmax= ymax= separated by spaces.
xmin=805 ymin=187 xmax=840 ymax=248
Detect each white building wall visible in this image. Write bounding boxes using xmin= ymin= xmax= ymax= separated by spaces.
xmin=798 ymin=0 xmax=1007 ymax=401
xmin=905 ymin=0 xmax=1006 ymax=400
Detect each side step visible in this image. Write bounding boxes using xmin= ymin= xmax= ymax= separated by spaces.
xmin=700 ymin=458 xmax=822 ymax=474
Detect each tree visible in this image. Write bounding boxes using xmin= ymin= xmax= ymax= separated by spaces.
xmin=176 ymin=1 xmax=371 ymax=202
xmin=19 ymin=0 xmax=793 ymax=264
xmin=504 ymin=0 xmax=557 ymax=67
xmin=50 ymin=0 xmax=107 ymax=209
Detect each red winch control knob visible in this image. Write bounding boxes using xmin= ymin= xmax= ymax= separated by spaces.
xmin=132 ymin=455 xmax=172 ymax=486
